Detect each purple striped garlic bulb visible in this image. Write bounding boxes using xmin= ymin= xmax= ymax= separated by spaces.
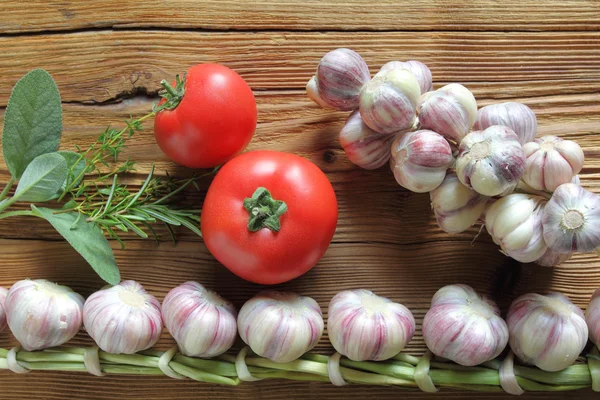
xmin=0 ymin=287 xmax=7 ymax=333
xmin=5 ymin=280 xmax=84 ymax=351
xmin=238 ymin=291 xmax=324 ymax=363
xmin=542 ymin=183 xmax=600 ymax=253
xmin=339 ymin=111 xmax=396 ymax=170
xmin=430 ymin=172 xmax=489 ymax=234
xmin=84 ymin=280 xmax=162 ymax=354
xmin=585 ymin=289 xmax=600 ymax=347
xmin=422 ymin=284 xmax=508 ymax=366
xmin=327 ymin=290 xmax=415 ymax=361
xmin=485 ymin=194 xmax=548 ymax=263
xmin=306 ymin=76 xmax=332 ymax=108
xmin=313 ymin=48 xmax=371 ymax=111
xmin=162 ymin=282 xmax=237 ymax=358
xmin=417 ymin=83 xmax=478 ymax=143
xmin=379 ymin=60 xmax=433 ymax=93
xmin=507 ymin=293 xmax=587 ymax=372
xmin=535 ymin=248 xmax=573 ymax=267
xmin=474 ymin=102 xmax=537 ymax=145
xmin=523 ymin=136 xmax=584 ymax=192
xmin=390 ymin=130 xmax=454 ymax=193
xmin=359 ymin=68 xmax=421 ymax=134
xmin=456 ymin=125 xmax=526 ymax=196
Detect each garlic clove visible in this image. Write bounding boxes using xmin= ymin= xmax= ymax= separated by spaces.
xmin=238 ymin=291 xmax=324 ymax=363
xmin=5 ymin=279 xmax=84 ymax=351
xmin=507 ymin=292 xmax=587 ymax=372
xmin=339 ymin=110 xmax=396 ymax=170
xmin=430 ymin=172 xmax=489 ymax=234
xmin=474 ymin=102 xmax=538 ymax=145
xmin=390 ymin=129 xmax=454 ymax=193
xmin=162 ymin=282 xmax=237 ymax=358
xmin=359 ymin=68 xmax=421 ymax=134
xmin=422 ymin=284 xmax=508 ymax=366
xmin=327 ymin=289 xmax=415 ymax=362
xmin=315 ymin=48 xmax=371 ymax=111
xmin=306 ymin=76 xmax=332 ymax=108
xmin=523 ymin=135 xmax=585 ymax=192
xmin=542 ymin=183 xmax=600 ymax=253
xmin=535 ymin=248 xmax=573 ymax=267
xmin=379 ymin=60 xmax=433 ymax=94
xmin=0 ymin=287 xmax=6 ymax=333
xmin=83 ymin=280 xmax=162 ymax=354
xmin=417 ymin=83 xmax=477 ymax=143
xmin=456 ymin=125 xmax=526 ymax=196
xmin=585 ymin=288 xmax=600 ymax=347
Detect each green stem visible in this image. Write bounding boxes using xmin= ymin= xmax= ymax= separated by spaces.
xmin=0 ymin=178 xmax=15 ymax=201
xmin=0 ymin=210 xmax=36 ymax=220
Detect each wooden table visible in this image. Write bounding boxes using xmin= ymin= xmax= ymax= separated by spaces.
xmin=1 ymin=1 xmax=600 ymax=399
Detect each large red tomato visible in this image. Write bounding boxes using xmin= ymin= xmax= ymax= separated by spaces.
xmin=154 ymin=63 xmax=257 ymax=168
xmin=201 ymin=151 xmax=338 ymax=284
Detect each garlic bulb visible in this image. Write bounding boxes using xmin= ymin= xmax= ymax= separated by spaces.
xmin=456 ymin=125 xmax=526 ymax=196
xmin=339 ymin=110 xmax=396 ymax=170
xmin=390 ymin=130 xmax=454 ymax=193
xmin=359 ymin=68 xmax=421 ymax=134
xmin=315 ymin=48 xmax=371 ymax=111
xmin=417 ymin=83 xmax=478 ymax=143
xmin=0 ymin=287 xmax=7 ymax=333
xmin=430 ymin=172 xmax=489 ymax=234
xmin=485 ymin=194 xmax=548 ymax=263
xmin=327 ymin=289 xmax=415 ymax=361
xmin=542 ymin=183 xmax=600 ymax=253
xmin=379 ymin=60 xmax=433 ymax=93
xmin=238 ymin=291 xmax=324 ymax=363
xmin=535 ymin=247 xmax=573 ymax=267
xmin=474 ymin=102 xmax=537 ymax=145
xmin=585 ymin=288 xmax=600 ymax=346
xmin=162 ymin=282 xmax=237 ymax=358
xmin=83 ymin=280 xmax=162 ymax=354
xmin=422 ymin=284 xmax=508 ymax=366
xmin=306 ymin=76 xmax=332 ymax=108
xmin=523 ymin=136 xmax=584 ymax=192
xmin=5 ymin=279 xmax=84 ymax=351
xmin=507 ymin=292 xmax=587 ymax=372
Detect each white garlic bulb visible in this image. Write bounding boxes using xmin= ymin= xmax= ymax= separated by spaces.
xmin=456 ymin=125 xmax=526 ymax=196
xmin=327 ymin=289 xmax=415 ymax=361
xmin=379 ymin=60 xmax=433 ymax=93
xmin=84 ymin=280 xmax=162 ymax=354
xmin=430 ymin=172 xmax=489 ymax=234
xmin=5 ymin=279 xmax=84 ymax=351
xmin=523 ymin=135 xmax=584 ymax=192
xmin=485 ymin=194 xmax=548 ymax=263
xmin=359 ymin=68 xmax=421 ymax=134
xmin=306 ymin=76 xmax=332 ymax=108
xmin=474 ymin=102 xmax=537 ymax=145
xmin=417 ymin=83 xmax=478 ymax=143
xmin=0 ymin=287 xmax=7 ymax=333
xmin=162 ymin=282 xmax=237 ymax=358
xmin=507 ymin=292 xmax=587 ymax=372
xmin=238 ymin=291 xmax=324 ymax=363
xmin=585 ymin=288 xmax=600 ymax=347
xmin=339 ymin=111 xmax=396 ymax=170
xmin=535 ymin=247 xmax=573 ymax=267
xmin=422 ymin=284 xmax=508 ymax=366
xmin=542 ymin=183 xmax=600 ymax=253
xmin=315 ymin=48 xmax=371 ymax=111
xmin=390 ymin=130 xmax=454 ymax=193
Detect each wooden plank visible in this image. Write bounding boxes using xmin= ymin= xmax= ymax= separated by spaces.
xmin=1 ymin=0 xmax=599 ymax=33
xmin=0 ymin=31 xmax=599 ymax=105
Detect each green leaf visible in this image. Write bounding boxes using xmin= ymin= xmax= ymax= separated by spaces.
xmin=31 ymin=205 xmax=121 ymax=285
xmin=2 ymin=69 xmax=62 ymax=179
xmin=58 ymin=151 xmax=87 ymax=190
xmin=14 ymin=153 xmax=67 ymax=202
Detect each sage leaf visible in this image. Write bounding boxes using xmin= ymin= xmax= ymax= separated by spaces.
xmin=31 ymin=205 xmax=121 ymax=285
xmin=14 ymin=153 xmax=67 ymax=202
xmin=2 ymin=69 xmax=62 ymax=179
xmin=58 ymin=150 xmax=87 ymax=191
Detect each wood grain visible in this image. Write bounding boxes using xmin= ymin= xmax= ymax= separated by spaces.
xmin=1 ymin=0 xmax=599 ymax=33
xmin=0 ymin=31 xmax=599 ymax=105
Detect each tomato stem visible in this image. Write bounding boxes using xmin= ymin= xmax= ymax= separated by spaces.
xmin=153 ymin=73 xmax=187 ymax=113
xmin=243 ymin=187 xmax=288 ymax=232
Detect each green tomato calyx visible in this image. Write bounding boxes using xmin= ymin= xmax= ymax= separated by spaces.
xmin=244 ymin=187 xmax=288 ymax=232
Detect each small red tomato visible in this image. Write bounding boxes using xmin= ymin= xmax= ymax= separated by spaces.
xmin=154 ymin=64 xmax=257 ymax=168
xmin=201 ymin=151 xmax=338 ymax=284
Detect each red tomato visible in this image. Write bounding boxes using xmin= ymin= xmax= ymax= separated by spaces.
xmin=201 ymin=151 xmax=338 ymax=284
xmin=154 ymin=64 xmax=257 ymax=168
